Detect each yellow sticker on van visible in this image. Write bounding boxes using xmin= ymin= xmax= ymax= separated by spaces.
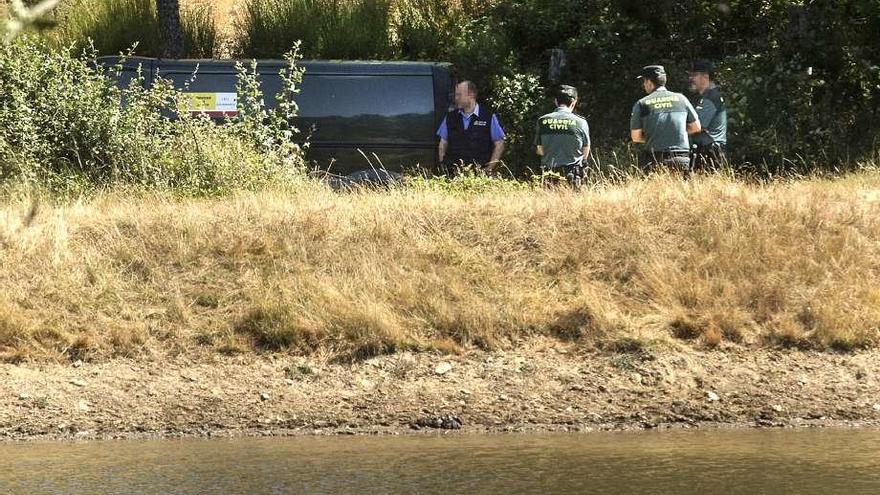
xmin=182 ymin=92 xmax=237 ymax=112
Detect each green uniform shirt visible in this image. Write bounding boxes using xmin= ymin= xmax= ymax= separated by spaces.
xmin=630 ymin=87 xmax=698 ymax=153
xmin=692 ymin=84 xmax=727 ymax=146
xmin=534 ymin=107 xmax=591 ymax=168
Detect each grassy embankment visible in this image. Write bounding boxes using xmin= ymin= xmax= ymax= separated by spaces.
xmin=2 ymin=171 xmax=879 ymax=363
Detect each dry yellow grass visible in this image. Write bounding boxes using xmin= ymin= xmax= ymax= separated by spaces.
xmin=2 ymin=172 xmax=880 ymax=362
xmin=183 ymin=0 xmax=239 ymax=33
xmin=180 ymin=0 xmax=497 ymax=45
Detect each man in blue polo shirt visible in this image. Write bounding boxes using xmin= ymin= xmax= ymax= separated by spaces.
xmin=437 ymin=80 xmax=505 ymax=175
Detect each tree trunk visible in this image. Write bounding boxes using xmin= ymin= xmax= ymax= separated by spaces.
xmin=156 ymin=0 xmax=184 ymax=58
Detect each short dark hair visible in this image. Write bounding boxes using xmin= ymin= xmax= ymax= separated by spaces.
xmin=556 ymin=94 xmax=574 ymax=106
xmin=554 ymin=84 xmax=578 ymax=106
xmin=646 ymin=74 xmax=667 ymax=87
xmin=458 ymin=80 xmax=478 ymax=97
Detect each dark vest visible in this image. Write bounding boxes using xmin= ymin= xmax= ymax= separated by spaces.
xmin=445 ymin=106 xmax=495 ymax=166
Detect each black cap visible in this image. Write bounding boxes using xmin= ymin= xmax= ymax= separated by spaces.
xmin=689 ymin=59 xmax=715 ymax=75
xmin=555 ymin=84 xmax=578 ymax=100
xmin=637 ymin=65 xmax=666 ymax=80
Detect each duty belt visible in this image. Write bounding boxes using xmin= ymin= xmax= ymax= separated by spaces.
xmin=647 ymin=150 xmax=690 ymax=159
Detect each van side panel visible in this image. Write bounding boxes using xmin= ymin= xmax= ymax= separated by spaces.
xmin=306 ymin=147 xmax=436 ymax=176
xmin=96 ymin=57 xmax=451 ymax=176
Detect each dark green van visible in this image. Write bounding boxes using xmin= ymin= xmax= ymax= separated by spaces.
xmin=97 ymin=57 xmax=452 ymax=175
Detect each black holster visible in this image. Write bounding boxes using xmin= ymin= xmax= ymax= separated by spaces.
xmin=691 ymin=143 xmax=727 ymax=171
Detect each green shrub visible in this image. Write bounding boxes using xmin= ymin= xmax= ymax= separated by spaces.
xmin=233 ymin=42 xmax=307 ymax=167
xmin=392 ymin=0 xmax=449 ymax=60
xmin=487 ymin=71 xmax=544 ymax=176
xmin=50 ymin=0 xmax=220 ymax=58
xmin=0 ymin=37 xmax=305 ymax=196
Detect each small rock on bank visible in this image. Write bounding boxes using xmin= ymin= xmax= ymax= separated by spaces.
xmin=435 ymin=362 xmax=453 ymax=376
xmin=411 ymin=415 xmax=463 ymax=430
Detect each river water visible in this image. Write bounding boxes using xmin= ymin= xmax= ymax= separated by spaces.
xmin=2 ymin=429 xmax=879 ymax=494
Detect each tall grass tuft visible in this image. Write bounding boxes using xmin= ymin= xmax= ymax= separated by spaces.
xmin=319 ymin=0 xmax=391 ymax=59
xmin=391 ymin=0 xmax=451 ymax=59
xmin=235 ymin=0 xmax=321 ymax=59
xmin=235 ymin=0 xmax=497 ymax=59
xmin=235 ymin=0 xmax=390 ymax=59
xmin=181 ymin=1 xmax=220 ymax=58
xmin=391 ymin=0 xmax=495 ymax=59
xmin=50 ymin=0 xmax=220 ymax=57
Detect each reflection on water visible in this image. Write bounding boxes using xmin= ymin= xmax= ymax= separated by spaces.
xmin=2 ymin=429 xmax=879 ymax=494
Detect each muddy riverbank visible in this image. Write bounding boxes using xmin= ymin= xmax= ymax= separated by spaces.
xmin=3 ymin=340 xmax=879 ymax=441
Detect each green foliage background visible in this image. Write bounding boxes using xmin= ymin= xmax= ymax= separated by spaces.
xmin=6 ymin=0 xmax=880 ymax=175
xmin=230 ymin=0 xmax=880 ymax=173
xmin=484 ymin=0 xmax=880 ymax=172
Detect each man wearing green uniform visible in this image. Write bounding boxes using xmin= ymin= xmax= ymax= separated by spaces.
xmin=688 ymin=60 xmax=728 ymax=170
xmin=630 ymin=65 xmax=701 ymax=171
xmin=534 ymin=85 xmax=591 ymax=187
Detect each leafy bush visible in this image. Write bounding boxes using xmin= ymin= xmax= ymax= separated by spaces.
xmin=233 ymin=42 xmax=307 ymax=168
xmin=0 ymin=37 xmax=305 ymax=195
xmin=487 ymin=72 xmax=544 ymax=176
xmin=392 ymin=0 xmax=452 ymax=60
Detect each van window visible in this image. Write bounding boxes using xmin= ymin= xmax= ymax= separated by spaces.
xmin=294 ymin=75 xmax=435 ymax=145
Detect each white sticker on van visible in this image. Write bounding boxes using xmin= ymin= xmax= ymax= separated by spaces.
xmin=182 ymin=92 xmax=237 ymax=112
